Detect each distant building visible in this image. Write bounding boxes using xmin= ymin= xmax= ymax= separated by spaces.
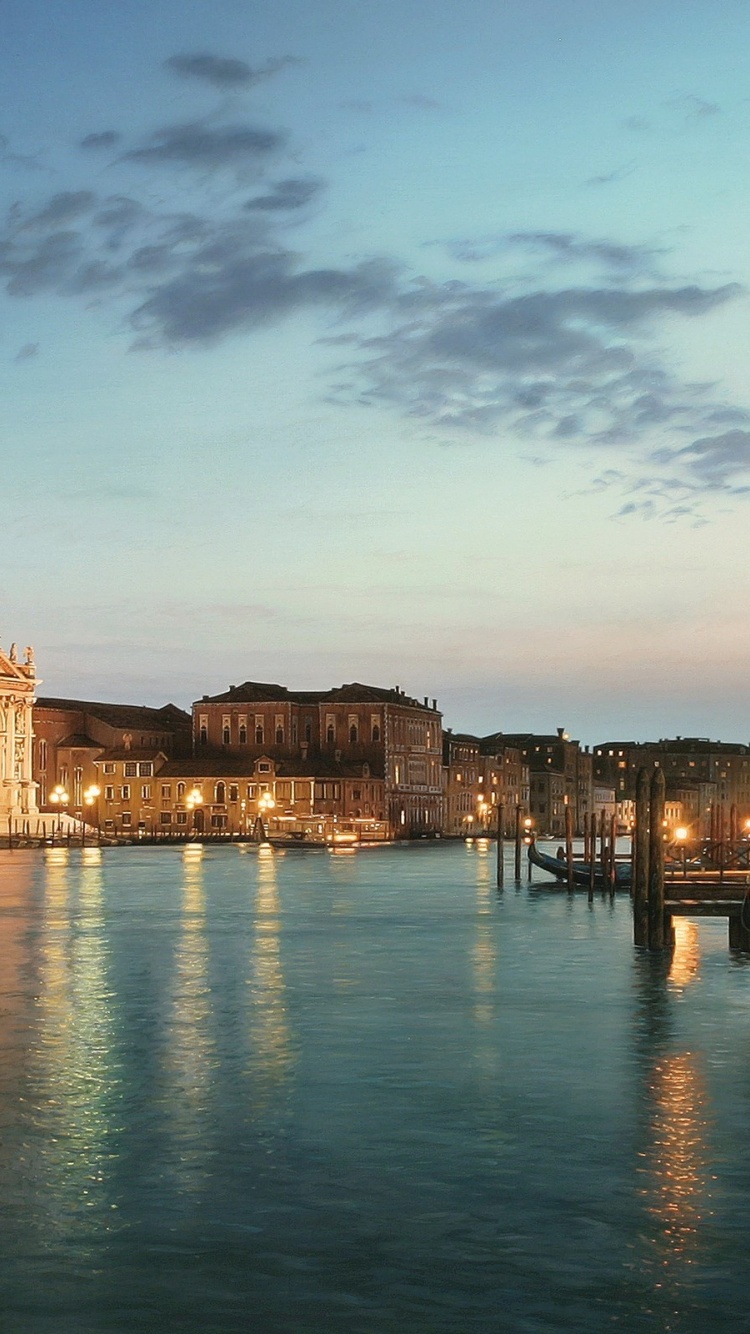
xmin=193 ymin=680 xmax=443 ymax=837
xmin=594 ymin=737 xmax=750 ymax=838
xmin=489 ymin=728 xmax=593 ymax=834
xmin=33 ymin=698 xmax=191 ymax=830
xmin=0 ymin=641 xmax=38 ymax=822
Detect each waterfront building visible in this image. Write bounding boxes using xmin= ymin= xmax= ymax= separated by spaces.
xmin=150 ymin=753 xmax=387 ymax=841
xmin=487 ymin=728 xmax=593 ymax=834
xmin=478 ymin=737 xmax=530 ymax=828
xmin=194 ymin=680 xmax=443 ymax=837
xmin=594 ymin=737 xmax=750 ymax=836
xmin=441 ymin=733 xmax=530 ymax=837
xmin=0 ymin=641 xmax=38 ymax=822
xmin=528 ymin=769 xmax=567 ymax=837
xmin=33 ymin=698 xmax=191 ymax=829
xmin=442 ymin=733 xmax=486 ymax=836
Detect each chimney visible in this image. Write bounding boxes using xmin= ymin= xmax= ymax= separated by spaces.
xmin=424 ymin=696 xmax=428 ymax=707
xmin=557 ymin=727 xmax=565 ymax=739
xmin=432 ymin=699 xmax=437 ymax=710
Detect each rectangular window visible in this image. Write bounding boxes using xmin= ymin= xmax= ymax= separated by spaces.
xmin=257 ymin=762 xmax=271 ymax=773
xmin=141 ymin=785 xmax=151 ymax=801
xmin=247 ymin=784 xmax=256 ymax=799
xmin=105 ymin=786 xmax=114 ymax=801
xmin=175 ymin=811 xmax=187 ymax=825
xmin=139 ymin=762 xmax=153 ymax=777
xmin=103 ymin=762 xmax=115 ymax=774
xmin=229 ymin=784 xmax=239 ymax=802
xmin=121 ymin=785 xmax=130 ymax=800
xmin=124 ymin=762 xmax=137 ymax=778
xmin=160 ymin=812 xmax=172 ymax=825
xmin=161 ymin=784 xmax=171 ymax=799
xmin=121 ymin=812 xmax=132 ymax=827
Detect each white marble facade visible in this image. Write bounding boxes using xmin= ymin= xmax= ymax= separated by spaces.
xmin=0 ymin=641 xmax=38 ymax=819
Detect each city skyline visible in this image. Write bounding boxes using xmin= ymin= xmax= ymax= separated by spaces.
xmin=4 ymin=1 xmax=750 ymax=741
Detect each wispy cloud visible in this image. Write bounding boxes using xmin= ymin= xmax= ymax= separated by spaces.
xmin=165 ymin=53 xmax=298 ymax=89
xmin=80 ymin=131 xmax=121 ymax=151
xmin=120 ymin=121 xmax=285 ymax=172
xmin=244 ymin=177 xmax=324 ymax=211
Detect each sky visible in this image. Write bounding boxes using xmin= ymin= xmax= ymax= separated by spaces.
xmin=3 ymin=0 xmax=750 ymax=743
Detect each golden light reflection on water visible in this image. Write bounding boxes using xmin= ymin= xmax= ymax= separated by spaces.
xmin=162 ymin=845 xmax=216 ymax=1195
xmin=246 ymin=847 xmax=293 ymax=1111
xmin=638 ymin=921 xmax=713 ymax=1294
xmin=641 ymin=1049 xmax=712 ymax=1278
xmin=668 ymin=919 xmax=701 ymax=991
xmin=32 ymin=846 xmax=118 ymax=1238
xmin=470 ymin=842 xmax=499 ymax=1067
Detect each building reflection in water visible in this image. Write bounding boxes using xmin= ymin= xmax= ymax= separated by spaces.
xmin=0 ymin=854 xmax=37 ymax=1243
xmin=162 ymin=844 xmax=216 ymax=1197
xmin=31 ymin=846 xmax=118 ymax=1243
xmin=246 ymin=846 xmax=293 ymax=1114
xmin=635 ymin=918 xmax=713 ymax=1296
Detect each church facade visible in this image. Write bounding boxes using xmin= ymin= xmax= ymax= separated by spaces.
xmin=0 ymin=641 xmax=39 ymax=821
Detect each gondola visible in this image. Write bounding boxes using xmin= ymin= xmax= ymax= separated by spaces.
xmin=528 ymin=837 xmax=631 ymax=891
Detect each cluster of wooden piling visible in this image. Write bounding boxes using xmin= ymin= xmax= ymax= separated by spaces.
xmin=632 ymin=767 xmax=669 ymax=949
xmin=495 ymin=804 xmax=526 ymax=885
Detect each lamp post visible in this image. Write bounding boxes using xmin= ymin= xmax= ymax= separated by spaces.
xmin=185 ymin=787 xmax=203 ymax=839
xmin=49 ymin=784 xmax=69 ymax=839
xmin=674 ymin=825 xmax=689 ymax=878
xmin=258 ymin=791 xmax=275 ymax=841
xmin=83 ymin=785 xmax=101 ymax=846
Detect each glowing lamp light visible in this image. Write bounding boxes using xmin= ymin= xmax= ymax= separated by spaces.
xmin=675 ymin=826 xmax=689 ymax=842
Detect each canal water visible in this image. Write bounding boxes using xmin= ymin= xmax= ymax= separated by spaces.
xmin=1 ymin=841 xmax=749 ymax=1333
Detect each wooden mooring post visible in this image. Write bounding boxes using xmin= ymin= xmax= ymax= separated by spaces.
xmin=496 ymin=804 xmax=505 ymax=887
xmin=633 ymin=767 xmax=650 ymax=946
xmin=565 ymin=805 xmax=574 ymax=890
xmin=648 ymin=767 xmax=666 ymax=950
xmin=609 ymin=812 xmax=618 ymax=897
xmin=514 ymin=805 xmax=523 ymax=880
xmin=588 ymin=811 xmax=596 ymax=902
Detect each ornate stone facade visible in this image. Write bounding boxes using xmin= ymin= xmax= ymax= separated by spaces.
xmin=0 ymin=641 xmax=39 ymax=819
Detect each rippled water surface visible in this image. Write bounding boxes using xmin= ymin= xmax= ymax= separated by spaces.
xmin=1 ymin=841 xmax=750 ymax=1332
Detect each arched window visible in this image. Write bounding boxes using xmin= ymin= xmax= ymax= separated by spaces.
xmin=327 ymin=725 xmax=335 ymax=744
xmin=239 ymin=726 xmax=247 ymax=745
xmin=275 ymin=727 xmax=284 ymax=745
xmin=177 ymin=782 xmax=185 ymax=799
xmin=200 ymin=726 xmax=207 ymax=746
xmin=349 ymin=724 xmax=358 ymax=744
xmin=222 ymin=727 xmax=230 ymax=745
xmin=255 ymin=726 xmax=264 ymax=745
xmin=215 ymin=781 xmax=226 ymax=803
xmin=372 ymin=724 xmax=381 ymax=743
xmin=304 ymin=718 xmax=312 ymax=742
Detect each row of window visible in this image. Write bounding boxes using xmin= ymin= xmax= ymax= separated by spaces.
xmin=198 ymin=713 xmax=383 ymax=747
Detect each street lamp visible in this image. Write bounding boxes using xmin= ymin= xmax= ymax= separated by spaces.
xmin=674 ymin=825 xmax=689 ymax=878
xmin=49 ymin=783 xmax=69 ymax=837
xmin=84 ymin=784 xmax=101 ymax=845
xmin=185 ymin=787 xmax=203 ymax=838
xmin=258 ymin=791 xmax=275 ymax=841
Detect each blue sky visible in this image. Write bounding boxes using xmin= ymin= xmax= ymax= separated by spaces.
xmin=3 ymin=0 xmax=750 ymax=742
